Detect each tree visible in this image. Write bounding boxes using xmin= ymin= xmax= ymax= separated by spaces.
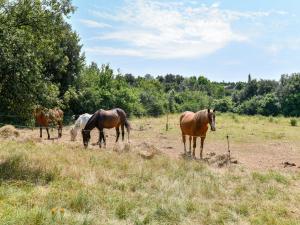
xmin=257 ymin=79 xmax=278 ymax=96
xmin=167 ymin=89 xmax=176 ymax=113
xmin=0 ymin=0 xmax=83 ymax=121
xmin=257 ymin=93 xmax=280 ymax=116
xmin=213 ymin=97 xmax=233 ymax=112
xmin=277 ymin=73 xmax=300 ymax=116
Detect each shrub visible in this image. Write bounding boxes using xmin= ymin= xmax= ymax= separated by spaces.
xmin=290 ymin=119 xmax=297 ymax=126
xmin=212 ymin=97 xmax=233 ymax=112
xmin=257 ymin=93 xmax=280 ymax=116
xmin=237 ymin=96 xmax=261 ymax=115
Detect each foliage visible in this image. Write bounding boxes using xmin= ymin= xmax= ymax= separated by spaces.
xmin=256 ymin=93 xmax=280 ymax=116
xmin=0 ymin=0 xmax=83 ymax=122
xmin=277 ymin=73 xmax=300 ymax=116
xmin=290 ymin=119 xmax=297 ymax=126
xmin=237 ymin=96 xmax=261 ymax=115
xmin=212 ymin=97 xmax=233 ymax=112
xmin=0 ymin=1 xmax=299 ymax=123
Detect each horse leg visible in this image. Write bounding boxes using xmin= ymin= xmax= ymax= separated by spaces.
xmin=200 ymin=137 xmax=205 ymax=159
xmin=97 ymin=130 xmax=100 ymax=145
xmin=121 ymin=125 xmax=125 ymax=141
xmin=99 ymin=129 xmax=106 ymax=148
xmin=182 ymin=134 xmax=187 ymax=155
xmin=102 ymin=130 xmax=106 ymax=148
xmin=99 ymin=130 xmax=103 ymax=148
xmin=58 ymin=122 xmax=62 ymax=138
xmin=40 ymin=127 xmax=42 ymax=138
xmin=188 ymin=136 xmax=192 ymax=155
xmin=46 ymin=127 xmax=50 ymax=140
xmin=116 ymin=127 xmax=120 ymax=142
xmin=192 ymin=136 xmax=197 ymax=159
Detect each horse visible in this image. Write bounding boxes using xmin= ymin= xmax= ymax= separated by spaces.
xmin=180 ymin=109 xmax=216 ymax=159
xmin=33 ymin=106 xmax=64 ymax=139
xmin=70 ymin=113 xmax=92 ymax=141
xmin=81 ymin=108 xmax=130 ymax=148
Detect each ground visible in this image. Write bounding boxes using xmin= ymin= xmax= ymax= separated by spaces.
xmin=0 ymin=113 xmax=299 ymax=224
xmin=20 ymin=113 xmax=299 ymax=171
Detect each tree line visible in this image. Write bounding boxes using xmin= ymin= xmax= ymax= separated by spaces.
xmin=0 ymin=0 xmax=299 ymax=125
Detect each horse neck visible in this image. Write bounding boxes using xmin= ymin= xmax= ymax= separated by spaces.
xmin=84 ymin=113 xmax=98 ymax=131
xmin=116 ymin=108 xmax=126 ymax=121
xmin=195 ymin=111 xmax=209 ymax=128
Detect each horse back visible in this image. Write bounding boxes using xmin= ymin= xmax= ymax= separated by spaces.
xmin=180 ymin=111 xmax=208 ymax=136
xmin=180 ymin=111 xmax=195 ymax=135
xmin=97 ymin=109 xmax=121 ymax=128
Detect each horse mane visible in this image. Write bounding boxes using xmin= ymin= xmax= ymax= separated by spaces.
xmin=194 ymin=109 xmax=208 ymax=130
xmin=84 ymin=111 xmax=99 ymax=130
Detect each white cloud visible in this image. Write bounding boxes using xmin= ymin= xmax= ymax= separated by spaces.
xmin=266 ymin=38 xmax=300 ymax=55
xmin=79 ymin=19 xmax=111 ymax=28
xmin=86 ymin=0 xmax=285 ymax=59
xmin=85 ymin=47 xmax=143 ymax=57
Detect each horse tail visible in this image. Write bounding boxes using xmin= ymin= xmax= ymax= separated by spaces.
xmin=124 ymin=119 xmax=130 ymax=143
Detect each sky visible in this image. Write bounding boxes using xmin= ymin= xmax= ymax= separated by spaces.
xmin=69 ymin=0 xmax=300 ymax=82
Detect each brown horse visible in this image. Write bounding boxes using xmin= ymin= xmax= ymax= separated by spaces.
xmin=33 ymin=106 xmax=64 ymax=139
xmin=81 ymin=108 xmax=130 ymax=148
xmin=180 ymin=109 xmax=216 ymax=159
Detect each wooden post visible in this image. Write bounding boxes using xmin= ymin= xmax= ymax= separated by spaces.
xmin=166 ymin=112 xmax=169 ymax=131
xmin=227 ymin=135 xmax=231 ymax=162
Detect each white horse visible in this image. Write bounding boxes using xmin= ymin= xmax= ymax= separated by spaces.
xmin=70 ymin=113 xmax=92 ymax=141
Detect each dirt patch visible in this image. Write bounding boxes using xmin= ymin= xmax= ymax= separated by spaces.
xmin=0 ymin=125 xmax=20 ymax=139
xmin=113 ymin=143 xmax=131 ymax=152
xmin=136 ymin=142 xmax=162 ymax=159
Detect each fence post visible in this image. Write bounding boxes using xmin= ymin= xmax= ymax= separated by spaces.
xmin=227 ymin=135 xmax=231 ymax=162
xmin=166 ymin=112 xmax=169 ymax=131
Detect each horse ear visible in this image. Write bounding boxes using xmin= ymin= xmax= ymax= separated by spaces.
xmin=208 ymin=109 xmax=210 ymax=113
xmin=213 ymin=109 xmax=216 ymax=112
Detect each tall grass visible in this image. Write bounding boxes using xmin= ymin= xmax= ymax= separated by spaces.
xmin=0 ymin=113 xmax=300 ymax=224
xmin=0 ymin=139 xmax=299 ymax=225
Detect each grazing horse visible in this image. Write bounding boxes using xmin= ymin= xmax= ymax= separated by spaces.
xmin=81 ymin=108 xmax=130 ymax=148
xmin=180 ymin=109 xmax=216 ymax=159
xmin=70 ymin=113 xmax=92 ymax=141
xmin=34 ymin=106 xmax=64 ymax=139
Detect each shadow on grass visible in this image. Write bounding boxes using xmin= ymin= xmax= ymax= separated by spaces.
xmin=0 ymin=155 xmax=58 ymax=184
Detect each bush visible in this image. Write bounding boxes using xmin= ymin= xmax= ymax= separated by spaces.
xmin=237 ymin=96 xmax=261 ymax=115
xmin=257 ymin=93 xmax=280 ymax=116
xmin=212 ymin=97 xmax=233 ymax=112
xmin=176 ymin=91 xmax=210 ymax=112
xmin=290 ymin=119 xmax=297 ymax=126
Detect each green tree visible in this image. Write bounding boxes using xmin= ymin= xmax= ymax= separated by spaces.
xmin=0 ymin=0 xmax=83 ymax=122
xmin=213 ymin=97 xmax=233 ymax=112
xmin=277 ymin=73 xmax=300 ymax=116
xmin=257 ymin=93 xmax=280 ymax=116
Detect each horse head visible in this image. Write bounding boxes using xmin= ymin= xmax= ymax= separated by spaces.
xmin=70 ymin=126 xmax=76 ymax=141
xmin=81 ymin=129 xmax=91 ymax=148
xmin=207 ymin=109 xmax=216 ymax=131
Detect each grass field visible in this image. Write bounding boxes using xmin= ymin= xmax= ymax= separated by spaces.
xmin=0 ymin=113 xmax=299 ymax=224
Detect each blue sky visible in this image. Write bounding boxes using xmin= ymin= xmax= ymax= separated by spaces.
xmin=69 ymin=0 xmax=300 ymax=81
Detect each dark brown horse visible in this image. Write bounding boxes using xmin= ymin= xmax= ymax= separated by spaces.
xmin=81 ymin=108 xmax=130 ymax=148
xmin=180 ymin=109 xmax=216 ymax=159
xmin=34 ymin=106 xmax=64 ymax=139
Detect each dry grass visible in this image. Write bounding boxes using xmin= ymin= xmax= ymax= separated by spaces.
xmin=0 ymin=125 xmax=20 ymax=139
xmin=0 ymin=114 xmax=299 ymax=224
